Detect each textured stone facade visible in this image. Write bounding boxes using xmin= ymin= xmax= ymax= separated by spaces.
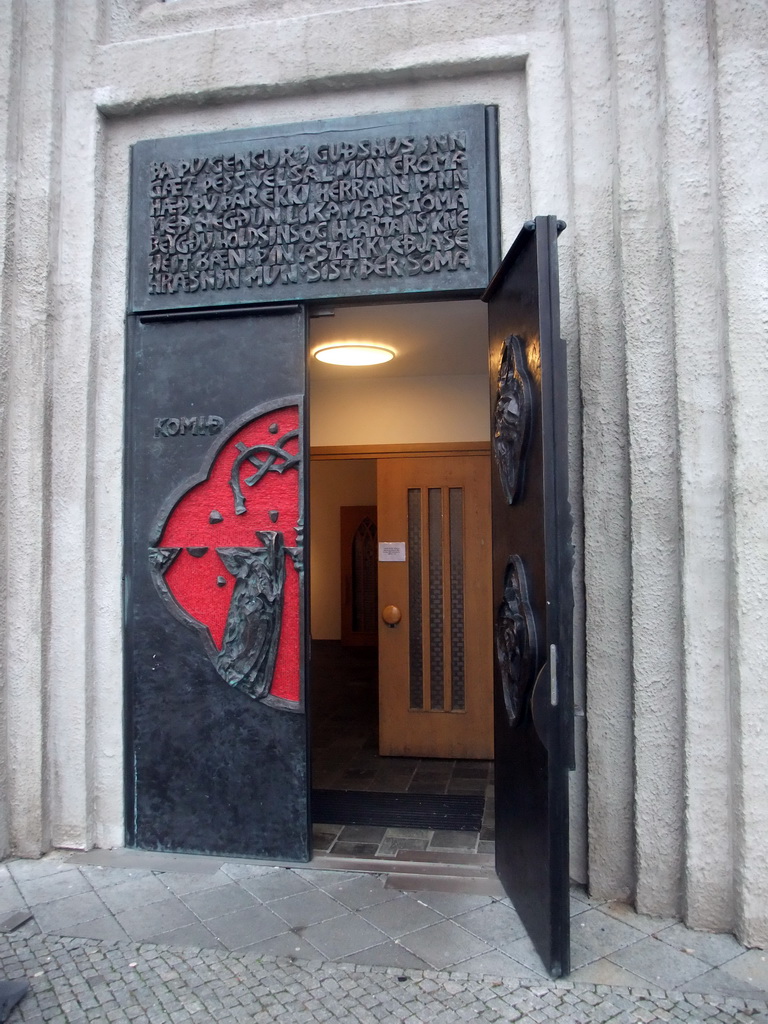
xmin=0 ymin=0 xmax=765 ymax=946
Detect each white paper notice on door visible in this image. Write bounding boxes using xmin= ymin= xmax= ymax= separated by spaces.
xmin=378 ymin=541 xmax=406 ymax=562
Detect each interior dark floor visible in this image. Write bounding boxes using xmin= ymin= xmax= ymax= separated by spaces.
xmin=310 ymin=640 xmax=495 ymax=860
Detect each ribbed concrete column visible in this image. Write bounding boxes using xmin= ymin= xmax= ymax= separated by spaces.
xmin=47 ymin=0 xmax=102 ymax=849
xmin=715 ymin=0 xmax=768 ymax=948
xmin=0 ymin=0 xmax=17 ymax=862
xmin=613 ymin=0 xmax=685 ymax=916
xmin=565 ymin=0 xmax=634 ymax=901
xmin=1 ymin=0 xmax=61 ymax=857
xmin=662 ymin=0 xmax=734 ymax=932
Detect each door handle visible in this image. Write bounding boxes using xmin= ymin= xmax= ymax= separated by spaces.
xmin=382 ymin=605 xmax=402 ymax=628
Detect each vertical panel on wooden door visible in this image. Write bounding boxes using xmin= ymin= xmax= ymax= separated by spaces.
xmin=377 ymin=455 xmax=493 ymax=759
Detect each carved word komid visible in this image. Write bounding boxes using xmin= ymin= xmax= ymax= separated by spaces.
xmin=147 ymin=133 xmax=470 ymax=294
xmin=154 ymin=415 xmax=224 ymax=437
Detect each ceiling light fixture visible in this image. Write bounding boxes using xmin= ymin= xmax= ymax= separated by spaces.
xmin=313 ymin=343 xmax=395 ymax=366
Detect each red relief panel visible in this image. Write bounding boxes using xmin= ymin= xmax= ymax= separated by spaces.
xmin=149 ymin=404 xmax=303 ymax=711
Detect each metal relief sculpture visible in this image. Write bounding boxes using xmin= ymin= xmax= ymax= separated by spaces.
xmin=493 ymin=335 xmax=532 ymax=504
xmin=496 ymin=555 xmax=538 ymax=727
xmin=149 ymin=401 xmax=303 ymax=712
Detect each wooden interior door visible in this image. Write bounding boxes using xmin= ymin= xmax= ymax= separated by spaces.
xmin=377 ymin=455 xmax=493 ymax=759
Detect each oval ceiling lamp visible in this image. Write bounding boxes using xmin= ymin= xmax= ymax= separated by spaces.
xmin=313 ymin=342 xmax=395 ymax=366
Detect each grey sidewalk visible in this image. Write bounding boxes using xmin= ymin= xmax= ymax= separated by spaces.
xmin=0 ymin=851 xmax=766 ymax=1022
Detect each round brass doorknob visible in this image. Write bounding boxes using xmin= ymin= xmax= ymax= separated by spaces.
xmin=382 ymin=605 xmax=402 ymax=627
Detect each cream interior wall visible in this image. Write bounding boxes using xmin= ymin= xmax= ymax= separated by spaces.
xmin=309 ymin=460 xmax=376 ymax=641
xmin=3 ymin=0 xmax=766 ymax=946
xmin=310 ymin=375 xmax=490 ymax=449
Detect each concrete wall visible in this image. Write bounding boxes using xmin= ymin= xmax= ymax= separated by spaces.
xmin=0 ymin=0 xmax=766 ymax=944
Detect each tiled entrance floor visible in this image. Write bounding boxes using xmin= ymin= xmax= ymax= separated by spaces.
xmin=311 ymin=641 xmax=494 ymax=851
xmin=2 ymin=849 xmax=766 ymax=1004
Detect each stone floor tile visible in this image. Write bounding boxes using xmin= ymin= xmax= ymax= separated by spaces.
xmin=569 ymin=907 xmax=648 ymax=967
xmin=75 ymin=866 xmax=153 ymax=890
xmin=0 ymin=881 xmax=27 ymax=916
xmin=375 ymin=837 xmax=430 ymax=857
xmin=17 ymin=869 xmax=93 ymax=907
xmin=235 ymin=868 xmax=315 ymax=902
xmin=716 ymin=949 xmax=768 ymax=993
xmin=270 ymin=889 xmax=348 ymax=928
xmin=219 ymin=862 xmax=282 ymax=882
xmin=338 ymin=826 xmax=388 ymax=844
xmin=599 ymin=900 xmax=678 ymax=934
xmin=608 ymin=934 xmax=712 ymax=987
xmin=655 ymin=923 xmax=747 ymax=968
xmin=6 ymin=855 xmax=71 ymax=884
xmin=235 ymin=930 xmax=321 ymax=960
xmin=31 ymin=891 xmax=111 ymax=934
xmin=320 ymin=875 xmax=401 ymax=911
xmin=426 ymin=832 xmax=478 ymax=852
xmin=678 ymin=964 xmax=768 ymax=1001
xmin=143 ymin=921 xmax=222 ymax=949
xmin=343 ymin=939 xmax=431 ymax=970
xmin=57 ymin=915 xmax=131 ymax=942
xmin=329 ymin=842 xmax=381 ymax=857
xmin=205 ymin=904 xmax=290 ymax=950
xmin=357 ymin=894 xmax=443 ymax=938
xmin=502 ymin=932 xmax=552 ymax=979
xmin=458 ymin=950 xmax=542 ymax=979
xmin=115 ymin=896 xmax=199 ymax=942
xmin=291 ymin=868 xmax=361 ymax=884
xmin=300 ymin=914 xmax=387 ymax=959
xmin=312 ymin=832 xmax=338 ymax=854
xmin=383 ymin=828 xmax=433 ymax=841
xmin=567 ymin=957 xmax=654 ymax=987
xmin=98 ymin=875 xmax=172 ymax=914
xmin=452 ymin=900 xmax=528 ymax=946
xmin=396 ymin=919 xmax=493 ymax=970
xmin=180 ymin=883 xmax=258 ymax=921
xmin=155 ymin=868 xmax=233 ymax=896
xmin=408 ymin=890 xmax=493 ymax=917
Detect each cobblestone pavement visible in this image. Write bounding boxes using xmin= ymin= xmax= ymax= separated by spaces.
xmin=1 ymin=932 xmax=766 ymax=1024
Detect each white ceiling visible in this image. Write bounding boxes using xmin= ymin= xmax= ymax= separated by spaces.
xmin=308 ymin=299 xmax=489 ymax=380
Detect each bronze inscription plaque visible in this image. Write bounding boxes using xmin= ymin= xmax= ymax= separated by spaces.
xmin=129 ymin=106 xmax=497 ymax=311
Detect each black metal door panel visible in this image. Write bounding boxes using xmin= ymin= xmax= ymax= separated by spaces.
xmin=484 ymin=217 xmax=573 ymax=976
xmin=124 ymin=306 xmax=309 ymax=860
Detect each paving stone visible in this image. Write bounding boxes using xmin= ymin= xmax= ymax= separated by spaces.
xmin=17 ymin=868 xmax=93 ymax=907
xmin=205 ymin=904 xmax=290 ymax=950
xmin=322 ymin=875 xmax=401 ymax=911
xmin=271 ymin=889 xmax=349 ymax=928
xmin=569 ymin=907 xmax=648 ymax=967
xmin=716 ymin=949 xmax=768 ymax=994
xmin=75 ymin=866 xmax=153 ymax=890
xmin=358 ymin=895 xmax=443 ymax=937
xmin=599 ymin=899 xmax=677 ymax=934
xmin=427 ymin=832 xmax=479 ymax=852
xmin=235 ymin=867 xmax=315 ymax=902
xmin=656 ymin=923 xmax=748 ymax=968
xmin=397 ymin=919 xmax=493 ymax=970
xmin=115 ymin=897 xmax=199 ymax=942
xmin=411 ymin=891 xmax=493 ymax=917
xmin=143 ymin=921 xmax=223 ymax=948
xmin=31 ymin=891 xmax=112 ymax=934
xmin=98 ymin=875 xmax=173 ymax=914
xmin=608 ymin=935 xmax=712 ymax=988
xmin=342 ymin=940 xmax=431 ymax=971
xmin=156 ymin=869 xmax=233 ymax=897
xmin=301 ymin=914 xmax=387 ymax=959
xmin=180 ymin=883 xmax=259 ymax=920
xmin=452 ymin=900 xmax=529 ymax=946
